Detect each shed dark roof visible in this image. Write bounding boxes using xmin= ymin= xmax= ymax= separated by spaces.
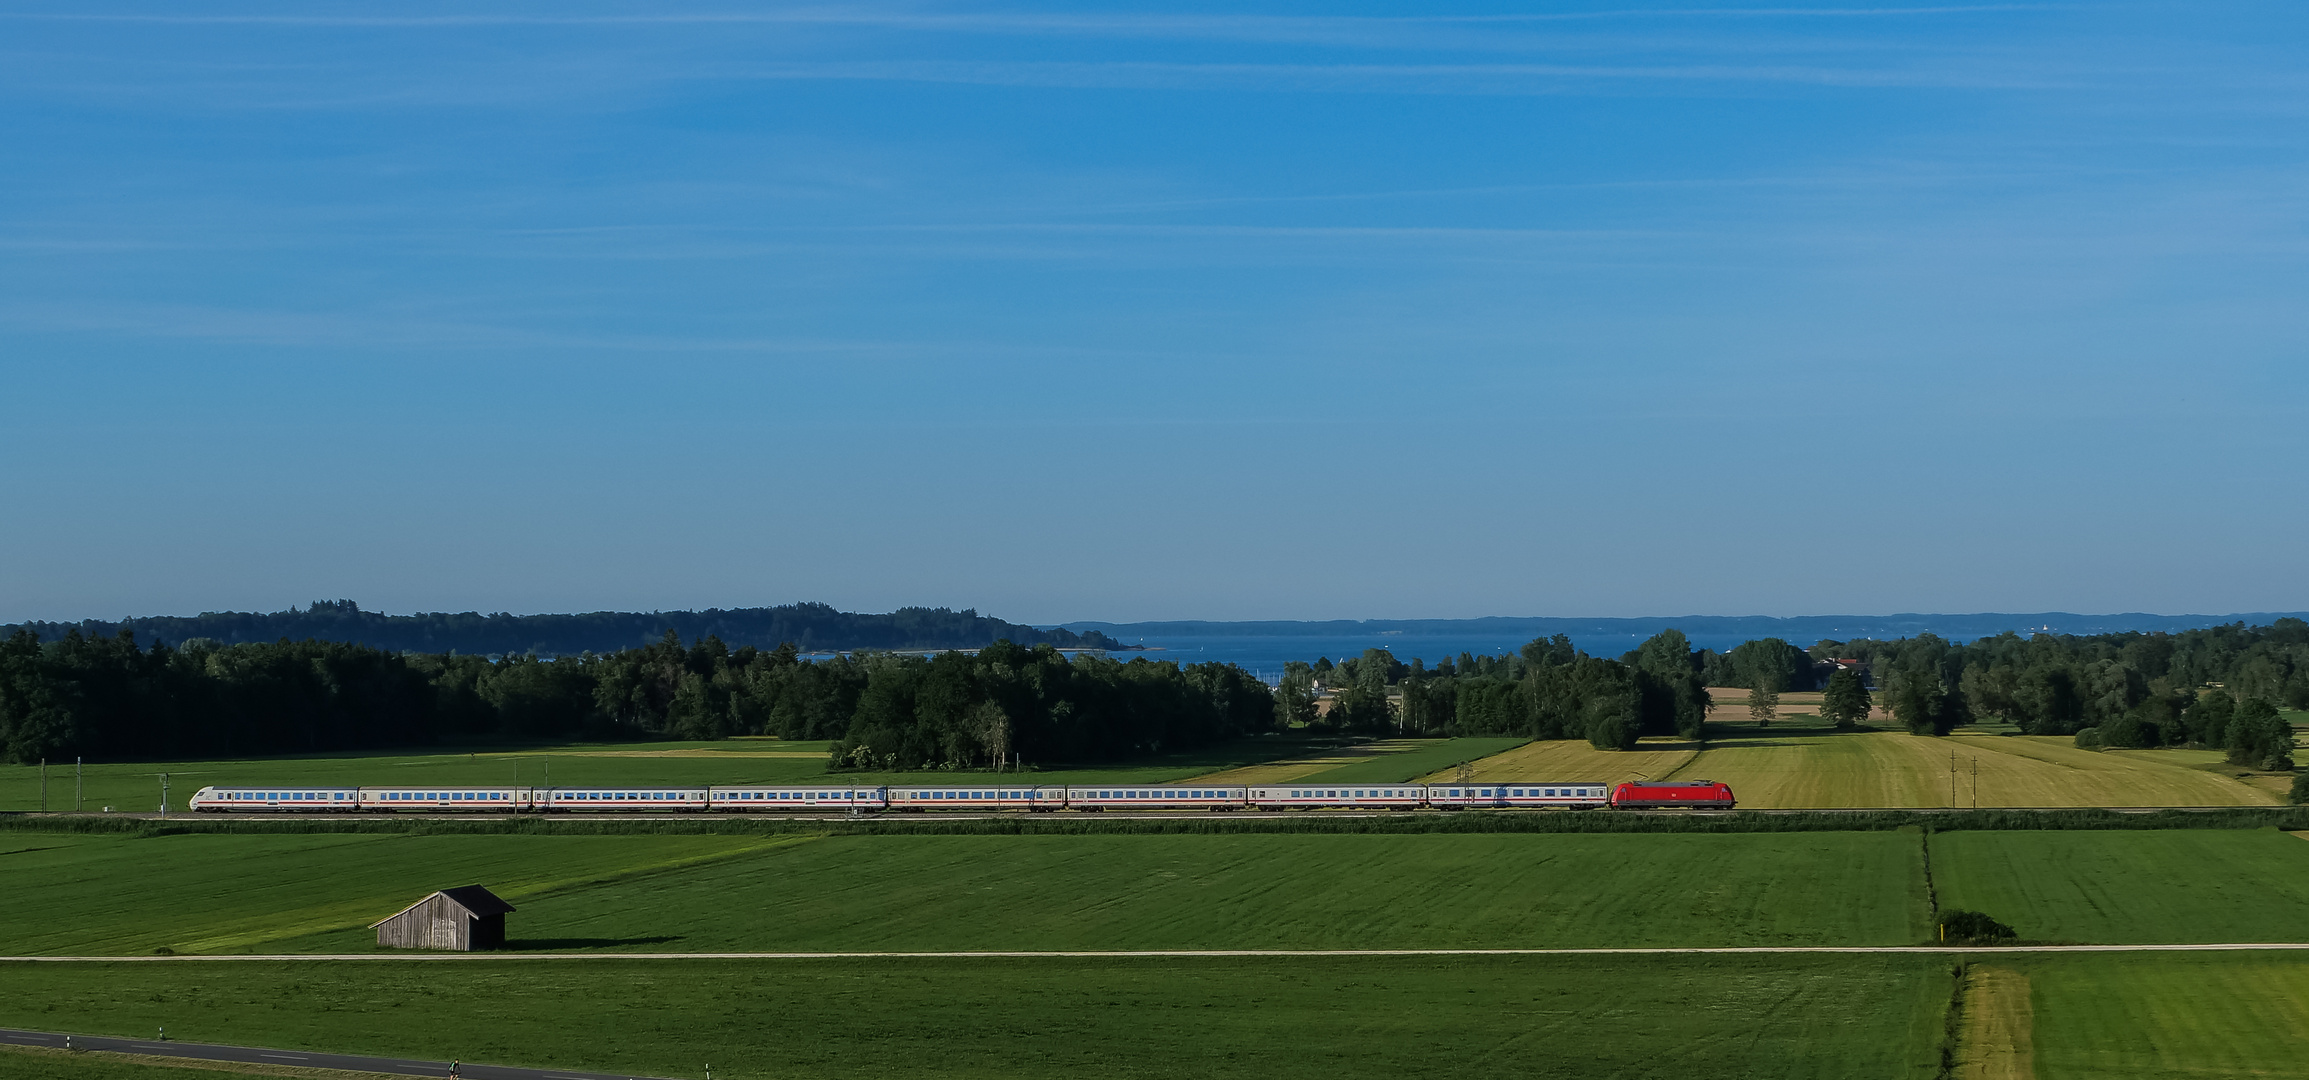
xmin=370 ymin=885 xmax=517 ymax=928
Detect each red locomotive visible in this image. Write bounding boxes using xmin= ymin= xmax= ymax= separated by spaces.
xmin=1608 ymin=780 xmax=1736 ymax=809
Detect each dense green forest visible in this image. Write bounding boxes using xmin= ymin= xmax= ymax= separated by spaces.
xmin=1285 ymin=621 xmax=2307 ymax=764
xmin=1282 ymin=630 xmax=1712 ymax=750
xmin=2 ymin=619 xmax=2301 ymax=769
xmin=0 ymin=600 xmax=1124 ymax=656
xmin=1823 ymin=622 xmax=2307 ymax=763
xmin=0 ymin=631 xmax=1263 ymax=769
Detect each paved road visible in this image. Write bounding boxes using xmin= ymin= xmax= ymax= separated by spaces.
xmin=7 ymin=943 xmax=2309 ymax=962
xmin=0 ymin=1027 xmax=683 ymax=1080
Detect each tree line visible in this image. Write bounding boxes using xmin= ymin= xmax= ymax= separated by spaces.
xmin=1271 ymin=620 xmax=2305 ymax=765
xmin=0 ymin=630 xmax=1266 ymax=768
xmin=1274 ymin=630 xmax=1716 ymax=750
xmin=4 ymin=618 xmax=2299 ymax=768
xmin=0 ymin=600 xmax=1126 ymax=658
xmin=1822 ymin=621 xmax=2305 ymax=767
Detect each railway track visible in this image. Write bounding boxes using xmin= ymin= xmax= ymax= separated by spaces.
xmin=4 ymin=805 xmax=2274 ymax=822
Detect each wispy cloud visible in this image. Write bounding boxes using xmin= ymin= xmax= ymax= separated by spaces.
xmin=0 ymin=6 xmax=2061 ymax=34
xmin=699 ymin=57 xmax=2073 ymax=92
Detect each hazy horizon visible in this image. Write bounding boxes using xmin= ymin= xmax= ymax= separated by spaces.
xmin=12 ymin=599 xmax=2305 ymax=629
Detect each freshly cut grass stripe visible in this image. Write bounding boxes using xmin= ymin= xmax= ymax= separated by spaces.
xmin=1954 ymin=966 xmax=2032 ymax=1080
xmin=0 ymin=955 xmax=1952 ymax=1080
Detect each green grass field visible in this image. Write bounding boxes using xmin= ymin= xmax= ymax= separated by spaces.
xmin=0 ymin=831 xmax=787 ymax=955
xmin=16 ymin=953 xmax=2308 ymax=1080
xmin=0 ymin=954 xmax=1951 ymax=1080
xmin=1930 ymin=829 xmax=2309 ymax=943
xmin=1 ymin=830 xmax=1930 ymax=954
xmin=2015 ymin=951 xmax=2309 ymax=1079
xmin=0 ymin=735 xmax=1351 ymax=813
xmin=12 ymin=823 xmax=2309 ymax=1078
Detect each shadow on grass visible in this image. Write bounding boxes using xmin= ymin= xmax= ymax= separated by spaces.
xmin=503 ymin=936 xmax=685 ymax=950
xmin=1698 ymin=723 xmax=1894 ymax=745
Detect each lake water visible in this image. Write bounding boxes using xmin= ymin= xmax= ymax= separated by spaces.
xmin=1099 ymin=631 xmax=1756 ymax=683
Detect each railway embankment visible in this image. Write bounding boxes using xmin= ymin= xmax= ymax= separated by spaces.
xmin=8 ymin=805 xmax=2309 ymax=837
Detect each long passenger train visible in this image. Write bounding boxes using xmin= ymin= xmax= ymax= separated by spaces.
xmin=188 ymin=780 xmax=1735 ymax=813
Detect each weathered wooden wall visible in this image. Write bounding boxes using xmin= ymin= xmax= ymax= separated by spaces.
xmin=376 ymin=894 xmax=473 ymax=951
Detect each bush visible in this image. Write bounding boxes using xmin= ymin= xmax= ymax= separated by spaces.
xmin=2072 ymin=727 xmax=2103 ymax=750
xmin=2290 ymin=771 xmax=2309 ymax=806
xmin=1937 ymin=909 xmax=2016 ymax=942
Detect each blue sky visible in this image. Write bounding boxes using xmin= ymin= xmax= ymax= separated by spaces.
xmin=2 ymin=2 xmax=2304 ymax=623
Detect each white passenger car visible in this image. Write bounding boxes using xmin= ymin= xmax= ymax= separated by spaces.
xmin=1425 ymin=783 xmax=1609 ymax=810
xmin=1062 ymin=786 xmax=1246 ymax=811
xmin=710 ymin=786 xmax=889 ymax=811
xmin=543 ymin=788 xmax=710 ymax=811
xmin=886 ymin=786 xmax=1064 ymax=811
xmin=359 ymin=787 xmax=533 ymax=812
xmin=1245 ymin=785 xmax=1423 ymax=810
xmin=189 ymin=786 xmax=361 ymax=812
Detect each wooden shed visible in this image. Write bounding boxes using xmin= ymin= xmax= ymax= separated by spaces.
xmin=371 ymin=885 xmax=515 ymax=951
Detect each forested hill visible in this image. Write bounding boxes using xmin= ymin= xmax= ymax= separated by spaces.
xmin=1068 ymin=612 xmax=2309 ymax=642
xmin=2 ymin=601 xmax=1127 ymax=656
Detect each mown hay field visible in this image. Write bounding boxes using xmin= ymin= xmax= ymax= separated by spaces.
xmin=0 ymin=954 xmax=1951 ymax=1080
xmin=1417 ymin=738 xmax=1699 ymax=785
xmin=1189 ymin=737 xmax=1526 ymax=785
xmin=1184 ymin=738 xmax=1435 ymax=784
xmin=1 ymin=829 xmax=1929 ymax=955
xmin=1435 ymin=732 xmax=2275 ymax=808
xmin=1931 ymin=829 xmax=2309 ymax=943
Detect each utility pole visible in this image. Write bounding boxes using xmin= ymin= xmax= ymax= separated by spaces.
xmin=76 ymin=757 xmax=83 ymax=811
xmin=1950 ymin=750 xmax=1957 ymax=807
xmin=41 ymin=759 xmax=48 ymax=812
xmin=1972 ymin=757 xmax=1979 ymax=809
xmin=159 ymin=772 xmax=170 ymax=815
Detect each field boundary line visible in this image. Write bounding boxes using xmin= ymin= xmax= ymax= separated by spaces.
xmin=9 ymin=944 xmax=2309 ymax=962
